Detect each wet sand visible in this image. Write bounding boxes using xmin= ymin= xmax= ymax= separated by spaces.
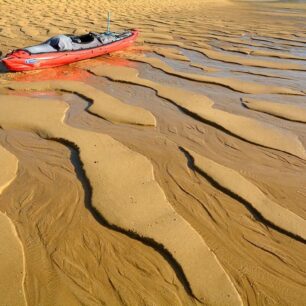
xmin=0 ymin=0 xmax=306 ymax=305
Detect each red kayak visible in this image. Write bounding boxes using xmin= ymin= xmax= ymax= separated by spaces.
xmin=1 ymin=29 xmax=138 ymax=72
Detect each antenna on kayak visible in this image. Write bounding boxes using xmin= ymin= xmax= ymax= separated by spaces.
xmin=106 ymin=11 xmax=111 ymax=34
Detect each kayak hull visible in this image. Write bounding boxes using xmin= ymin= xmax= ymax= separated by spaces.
xmin=2 ymin=30 xmax=138 ymax=72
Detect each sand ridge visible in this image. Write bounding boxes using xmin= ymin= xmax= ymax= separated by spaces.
xmin=88 ymin=64 xmax=306 ymax=159
xmin=0 ymin=144 xmax=18 ymax=194
xmin=0 ymin=0 xmax=306 ymax=305
xmin=0 ymin=94 xmax=242 ymax=305
xmin=115 ymin=53 xmax=304 ymax=95
xmin=0 ymin=212 xmax=26 ymax=306
xmin=186 ymin=148 xmax=306 ymax=241
xmin=0 ymin=130 xmax=200 ymax=306
xmin=0 ymin=144 xmax=26 ymax=306
xmin=242 ymin=98 xmax=306 ymax=123
xmin=2 ymin=80 xmax=156 ymax=126
xmin=140 ymin=37 xmax=306 ymax=70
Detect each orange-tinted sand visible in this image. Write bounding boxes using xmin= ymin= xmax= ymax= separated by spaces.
xmin=0 ymin=0 xmax=306 ymax=305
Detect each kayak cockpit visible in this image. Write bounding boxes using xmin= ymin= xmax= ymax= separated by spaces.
xmin=23 ymin=31 xmax=133 ymax=54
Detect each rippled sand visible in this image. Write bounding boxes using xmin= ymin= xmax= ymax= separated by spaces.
xmin=0 ymin=0 xmax=306 ymax=305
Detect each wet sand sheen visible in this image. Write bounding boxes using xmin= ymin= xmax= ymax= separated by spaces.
xmin=0 ymin=129 xmax=199 ymax=306
xmin=58 ymin=84 xmax=306 ymax=304
xmin=87 ymin=64 xmax=306 ymax=159
xmin=0 ymin=0 xmax=306 ymax=305
xmin=0 ymin=95 xmax=242 ymax=305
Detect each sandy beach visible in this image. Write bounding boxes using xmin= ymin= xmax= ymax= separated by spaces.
xmin=0 ymin=0 xmax=306 ymax=305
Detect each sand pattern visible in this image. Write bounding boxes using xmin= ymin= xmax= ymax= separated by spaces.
xmin=0 ymin=212 xmax=26 ymax=306
xmin=242 ymin=98 xmax=306 ymax=123
xmin=0 ymin=0 xmax=306 ymax=305
xmin=88 ymin=64 xmax=306 ymax=159
xmin=3 ymin=80 xmax=156 ymax=126
xmin=0 ymin=94 xmax=242 ymax=305
xmin=187 ymin=148 xmax=306 ymax=241
xmin=0 ymin=145 xmax=26 ymax=306
xmin=0 ymin=130 xmax=198 ymax=306
xmin=116 ymin=53 xmax=303 ymax=95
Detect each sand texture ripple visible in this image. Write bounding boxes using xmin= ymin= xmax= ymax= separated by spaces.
xmin=0 ymin=0 xmax=306 ymax=305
